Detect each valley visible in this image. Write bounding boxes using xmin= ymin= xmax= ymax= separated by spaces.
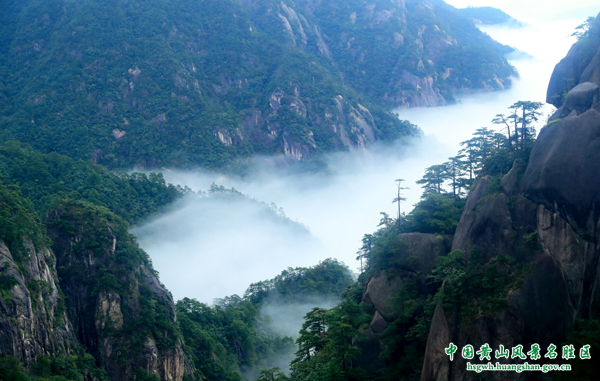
xmin=0 ymin=1 xmax=599 ymax=381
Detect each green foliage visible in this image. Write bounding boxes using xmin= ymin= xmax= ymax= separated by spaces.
xmin=135 ymin=368 xmax=161 ymax=381
xmin=255 ymin=367 xmax=290 ymax=381
xmin=32 ymin=353 xmax=109 ymax=381
xmin=0 ymin=352 xmax=108 ymax=381
xmin=0 ymin=142 xmax=185 ymax=225
xmin=354 ymin=227 xmax=439 ymax=380
xmin=177 ymin=259 xmax=353 ymax=381
xmin=177 ymin=297 xmax=288 ymax=381
xmin=243 ymin=258 xmax=354 ymax=305
xmin=572 ymin=16 xmax=598 ymax=41
xmin=0 ymin=357 xmax=34 ymax=381
xmin=556 ymin=320 xmax=600 ymax=380
xmin=0 ymin=180 xmax=49 ymax=265
xmin=27 ymin=279 xmax=51 ymax=312
xmin=403 ymin=193 xmax=466 ymax=235
xmin=377 ymin=281 xmax=436 ymax=381
xmin=396 ymin=101 xmax=542 ymax=237
xmin=290 ymin=296 xmax=370 ymax=381
xmin=365 ymin=227 xmax=409 ymax=275
xmin=431 ymin=248 xmax=528 ymax=322
xmin=0 ymin=266 xmax=18 ymax=303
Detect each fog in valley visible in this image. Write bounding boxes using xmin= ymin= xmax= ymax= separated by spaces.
xmin=134 ymin=15 xmax=579 ymax=301
xmin=131 ymin=5 xmax=593 ymax=356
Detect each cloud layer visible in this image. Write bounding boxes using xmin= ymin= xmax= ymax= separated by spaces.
xmin=132 ymin=16 xmax=582 ymax=304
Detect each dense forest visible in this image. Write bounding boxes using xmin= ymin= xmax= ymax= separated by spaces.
xmin=1 ymin=1 xmax=599 ymax=381
xmin=277 ymin=14 xmax=600 ymax=379
xmin=0 ymin=104 xmax=542 ymax=380
xmin=0 ymin=0 xmax=514 ymax=169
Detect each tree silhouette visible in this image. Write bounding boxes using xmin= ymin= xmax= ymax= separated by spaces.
xmin=417 ymin=164 xmax=447 ymax=196
xmin=393 ymin=178 xmax=409 ymax=227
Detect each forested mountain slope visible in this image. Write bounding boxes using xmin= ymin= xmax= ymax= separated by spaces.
xmin=0 ymin=0 xmax=514 ymax=169
xmin=0 ymin=183 xmax=191 ymax=380
xmin=456 ymin=6 xmax=524 ymax=26
xmin=0 ymin=139 xmax=357 ymax=380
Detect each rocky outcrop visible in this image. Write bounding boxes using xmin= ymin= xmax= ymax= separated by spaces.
xmin=358 ymin=233 xmax=452 ymax=373
xmin=0 ymin=240 xmax=76 ymax=365
xmin=385 ymin=70 xmax=448 ymax=108
xmin=546 ymin=12 xmax=600 ymax=107
xmin=421 ymin=16 xmax=600 ymax=379
xmin=363 ymin=233 xmax=452 ymax=321
xmin=45 ymin=201 xmax=190 ymax=381
xmin=421 ymin=172 xmax=576 ymax=380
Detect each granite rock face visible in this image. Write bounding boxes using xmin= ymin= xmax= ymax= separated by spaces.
xmin=362 ymin=233 xmax=452 ymax=321
xmin=546 ymin=12 xmax=600 ymax=108
xmin=45 ymin=202 xmax=190 ymax=381
xmin=358 ymin=233 xmax=452 ymax=374
xmin=0 ymin=240 xmax=76 ymax=365
xmin=0 ymin=198 xmax=191 ymax=380
xmin=421 ymin=14 xmax=600 ymax=379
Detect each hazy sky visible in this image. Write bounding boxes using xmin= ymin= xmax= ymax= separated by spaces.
xmin=133 ymin=2 xmax=598 ymax=303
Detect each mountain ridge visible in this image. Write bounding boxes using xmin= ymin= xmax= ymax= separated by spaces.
xmin=0 ymin=0 xmax=515 ymax=169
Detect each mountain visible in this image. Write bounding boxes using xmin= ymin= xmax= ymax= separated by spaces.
xmin=0 ymin=141 xmax=185 ymax=225
xmin=0 ymin=190 xmax=354 ymax=381
xmin=456 ymin=6 xmax=524 ymax=27
xmin=177 ymin=258 xmax=354 ymax=381
xmin=0 ymin=0 xmax=514 ymax=169
xmin=0 ymin=185 xmax=190 ymax=380
xmin=422 ymin=12 xmax=600 ymax=381
xmin=0 ymin=139 xmax=358 ymax=380
xmin=277 ymin=12 xmax=600 ymax=381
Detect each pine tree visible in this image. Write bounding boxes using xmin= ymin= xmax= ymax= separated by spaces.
xmin=416 ymin=164 xmax=448 ymax=197
xmin=393 ymin=178 xmax=409 ymax=228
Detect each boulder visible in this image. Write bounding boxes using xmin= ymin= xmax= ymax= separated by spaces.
xmin=580 ymin=46 xmax=600 ymax=85
xmin=563 ymin=82 xmax=599 ymax=114
xmin=546 ymin=12 xmax=600 ymax=107
xmin=369 ymin=310 xmax=388 ymax=334
xmin=363 ymin=270 xmax=404 ymax=321
xmin=522 ymin=108 xmax=600 ymax=228
xmin=363 ymin=233 xmax=451 ymax=320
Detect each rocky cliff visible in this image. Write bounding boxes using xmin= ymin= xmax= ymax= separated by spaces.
xmin=358 ymin=233 xmax=452 ymax=375
xmin=0 ymin=240 xmax=76 ymax=365
xmin=547 ymin=12 xmax=600 ymax=108
xmin=0 ymin=186 xmax=189 ymax=380
xmin=45 ymin=201 xmax=190 ymax=381
xmin=0 ymin=182 xmax=77 ymax=365
xmin=421 ymin=12 xmax=600 ymax=381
